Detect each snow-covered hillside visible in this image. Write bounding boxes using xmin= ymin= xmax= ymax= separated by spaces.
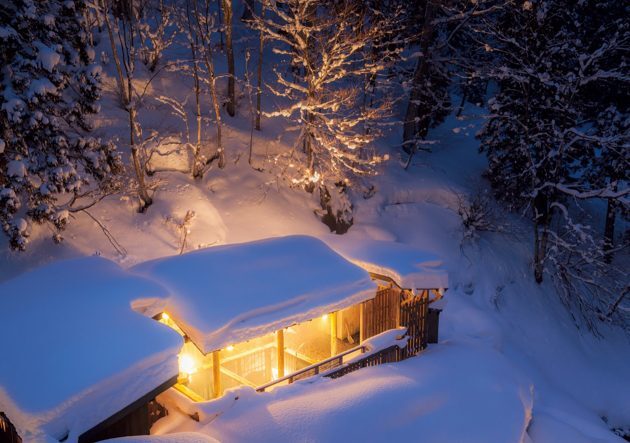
xmin=1 ymin=1 xmax=628 ymax=442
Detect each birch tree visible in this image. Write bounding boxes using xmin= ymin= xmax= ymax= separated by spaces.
xmin=254 ymin=0 xmax=397 ymax=232
xmin=190 ymin=0 xmax=225 ymax=168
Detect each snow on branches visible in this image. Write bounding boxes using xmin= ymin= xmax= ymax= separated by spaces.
xmin=0 ymin=0 xmax=122 ymax=250
xmin=476 ymin=0 xmax=629 ymax=330
xmin=252 ymin=0 xmax=399 ymax=231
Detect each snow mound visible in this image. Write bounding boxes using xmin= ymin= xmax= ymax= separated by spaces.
xmin=181 ymin=341 xmax=534 ymax=443
xmin=0 ymin=257 xmax=182 ymax=442
xmin=146 ymin=138 xmax=194 ymax=174
xmin=131 ymin=235 xmax=377 ymax=353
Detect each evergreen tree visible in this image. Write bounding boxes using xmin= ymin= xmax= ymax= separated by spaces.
xmin=477 ymin=0 xmax=629 ymax=328
xmin=0 ymin=0 xmax=122 ymax=250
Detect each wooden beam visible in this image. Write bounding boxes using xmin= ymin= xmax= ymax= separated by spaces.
xmin=174 ymin=382 xmax=206 ymax=403
xmin=219 ymin=366 xmax=257 ymax=388
xmin=212 ymin=350 xmax=221 ymax=398
xmin=330 ymin=311 xmax=338 ymax=356
xmin=264 ymin=346 xmax=272 ymax=380
xmin=277 ymin=329 xmax=285 ymax=378
xmin=285 ymin=347 xmax=317 ymax=365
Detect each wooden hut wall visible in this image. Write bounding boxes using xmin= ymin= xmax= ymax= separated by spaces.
xmin=0 ymin=412 xmax=22 ymax=443
xmin=78 ymin=399 xmax=167 ymax=443
xmin=78 ymin=376 xmax=176 ymax=443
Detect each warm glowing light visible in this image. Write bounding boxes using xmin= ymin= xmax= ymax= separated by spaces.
xmin=226 ymin=345 xmax=234 ymax=351
xmin=272 ymin=368 xmax=279 ymax=380
xmin=179 ymin=354 xmax=197 ymax=375
xmin=438 ymin=288 xmax=445 ymax=295
xmin=161 ymin=312 xmax=170 ymax=321
xmin=321 ymin=314 xmax=328 ymax=321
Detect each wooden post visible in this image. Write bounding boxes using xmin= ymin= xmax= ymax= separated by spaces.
xmin=212 ymin=350 xmax=221 ymax=398
xmin=359 ymin=303 xmax=365 ymax=342
xmin=277 ymin=329 xmax=285 ymax=378
xmin=264 ymin=347 xmax=272 ymax=381
xmin=395 ymin=289 xmax=401 ymax=327
xmin=330 ymin=311 xmax=338 ymax=356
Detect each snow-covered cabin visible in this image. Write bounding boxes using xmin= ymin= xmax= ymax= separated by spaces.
xmin=0 ymin=235 xmax=447 ymax=442
xmin=131 ymin=236 xmax=447 ymax=402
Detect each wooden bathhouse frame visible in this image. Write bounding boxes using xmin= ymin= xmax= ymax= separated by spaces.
xmin=159 ymin=271 xmax=445 ymax=401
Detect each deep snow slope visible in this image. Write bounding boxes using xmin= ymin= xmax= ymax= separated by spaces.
xmin=141 ymin=108 xmax=628 ymax=443
xmin=1 ymin=8 xmax=629 ymax=443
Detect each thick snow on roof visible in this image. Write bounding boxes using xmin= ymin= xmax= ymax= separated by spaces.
xmin=0 ymin=257 xmax=182 ymax=442
xmin=324 ymin=236 xmax=449 ymax=290
xmin=131 ymin=236 xmax=376 ymax=353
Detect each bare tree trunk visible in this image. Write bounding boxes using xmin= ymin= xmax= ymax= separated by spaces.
xmin=255 ymin=0 xmax=264 ymax=130
xmin=216 ymin=0 xmax=224 ymax=49
xmin=119 ymin=0 xmax=152 ymax=210
xmin=402 ymin=0 xmax=436 ymax=150
xmin=241 ymin=0 xmax=254 ymax=21
xmin=84 ymin=9 xmax=94 ymax=46
xmin=534 ymin=222 xmax=546 ymax=283
xmin=185 ymin=1 xmax=204 ymax=177
xmin=244 ymin=51 xmax=255 ymax=167
xmin=533 ymin=194 xmax=550 ymax=284
xmin=194 ymin=0 xmax=225 ymax=168
xmin=101 ymin=0 xmax=128 ymax=106
xmin=304 ymin=101 xmax=315 ymax=192
xmin=456 ymin=90 xmax=467 ymax=117
xmin=603 ymin=195 xmax=617 ymax=263
xmin=94 ymin=2 xmax=103 ymax=32
xmin=129 ymin=107 xmax=153 ymax=210
xmin=191 ymin=40 xmax=203 ymax=178
xmin=222 ymin=0 xmax=236 ymax=116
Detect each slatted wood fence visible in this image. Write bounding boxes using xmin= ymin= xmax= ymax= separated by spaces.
xmin=362 ymin=286 xmax=400 ymax=339
xmin=399 ymin=289 xmax=429 ymax=357
xmin=362 ymin=285 xmax=429 ymax=356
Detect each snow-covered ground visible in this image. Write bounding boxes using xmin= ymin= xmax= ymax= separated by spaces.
xmin=1 ymin=7 xmax=629 ymax=443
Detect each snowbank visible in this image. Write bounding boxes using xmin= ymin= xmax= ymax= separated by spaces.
xmin=0 ymin=257 xmax=182 ymax=442
xmin=131 ymin=236 xmax=377 ymax=353
xmin=104 ymin=432 xmax=219 ymax=443
xmin=162 ymin=341 xmax=534 ymax=443
xmin=325 ymin=236 xmax=449 ymax=290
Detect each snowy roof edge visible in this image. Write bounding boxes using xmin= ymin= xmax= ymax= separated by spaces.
xmin=193 ymin=285 xmax=376 ymax=353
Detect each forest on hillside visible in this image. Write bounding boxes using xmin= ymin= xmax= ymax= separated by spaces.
xmin=1 ymin=0 xmax=628 ymax=331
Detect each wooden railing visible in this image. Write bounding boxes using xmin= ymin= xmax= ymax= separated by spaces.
xmin=256 ymin=286 xmax=432 ymax=393
xmin=256 ymin=344 xmax=367 ymax=392
xmin=326 ymin=345 xmax=402 ymax=379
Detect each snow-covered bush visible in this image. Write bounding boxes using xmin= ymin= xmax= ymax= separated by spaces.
xmin=456 ymin=189 xmax=498 ymax=242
